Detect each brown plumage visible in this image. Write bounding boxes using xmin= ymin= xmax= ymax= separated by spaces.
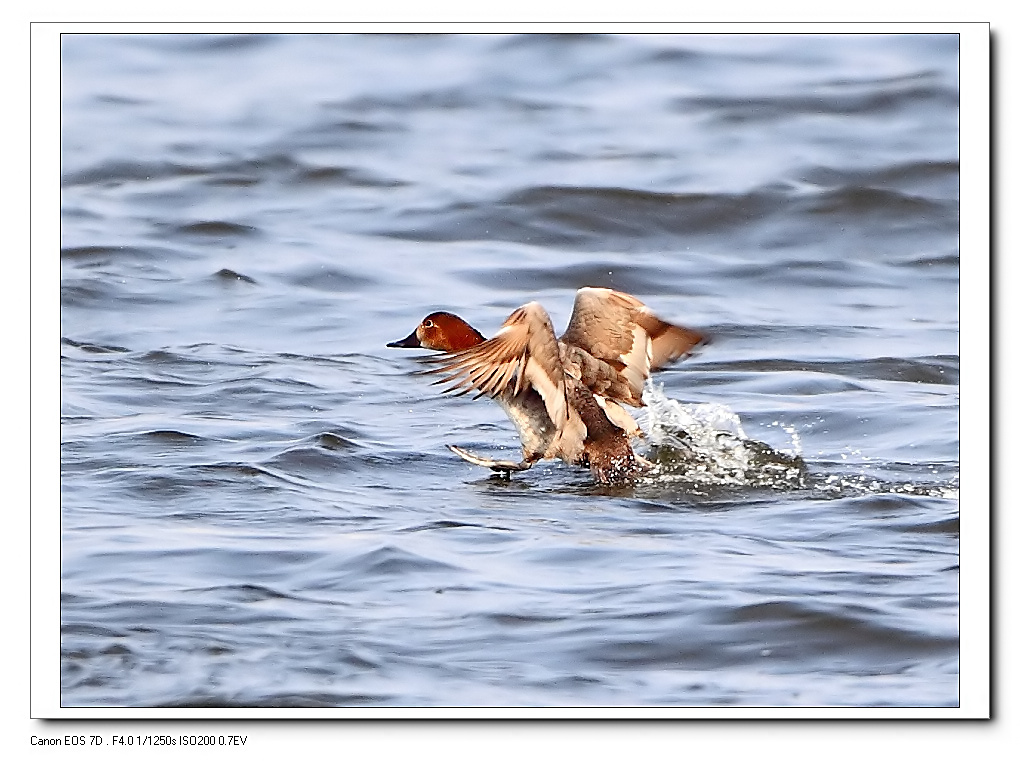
xmin=387 ymin=287 xmax=706 ymax=484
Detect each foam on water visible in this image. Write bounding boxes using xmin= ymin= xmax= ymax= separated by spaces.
xmin=637 ymin=384 xmax=958 ymax=500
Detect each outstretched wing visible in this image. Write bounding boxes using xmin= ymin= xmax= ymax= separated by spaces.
xmin=559 ymin=287 xmax=705 ymax=405
xmin=423 ymin=302 xmax=570 ymax=432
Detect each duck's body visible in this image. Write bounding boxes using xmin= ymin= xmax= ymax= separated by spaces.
xmin=387 ymin=287 xmax=705 ymax=484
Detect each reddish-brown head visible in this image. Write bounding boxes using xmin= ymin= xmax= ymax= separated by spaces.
xmin=387 ymin=311 xmax=486 ymax=352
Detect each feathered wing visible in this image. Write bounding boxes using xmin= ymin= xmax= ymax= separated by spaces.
xmin=640 ymin=311 xmax=706 ymax=370
xmin=560 ymin=287 xmax=705 ymax=405
xmin=424 ymin=302 xmax=571 ymax=434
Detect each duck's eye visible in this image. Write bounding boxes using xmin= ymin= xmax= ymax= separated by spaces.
xmin=423 ymin=320 xmax=434 ymax=328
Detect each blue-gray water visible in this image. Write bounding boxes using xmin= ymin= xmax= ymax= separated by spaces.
xmin=60 ymin=33 xmax=959 ymax=708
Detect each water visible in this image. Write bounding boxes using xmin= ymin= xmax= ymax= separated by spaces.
xmin=59 ymin=33 xmax=960 ymax=708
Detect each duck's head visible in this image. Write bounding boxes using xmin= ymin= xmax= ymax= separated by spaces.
xmin=387 ymin=311 xmax=486 ymax=352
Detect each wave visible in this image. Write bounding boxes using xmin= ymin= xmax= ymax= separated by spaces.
xmin=704 ymin=356 xmax=960 ymax=386
xmin=61 ymin=153 xmax=401 ymax=190
xmin=377 ymin=178 xmax=956 ymax=250
xmin=674 ymin=71 xmax=957 ymax=122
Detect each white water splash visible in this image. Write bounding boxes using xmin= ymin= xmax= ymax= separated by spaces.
xmin=635 ymin=384 xmax=957 ymax=498
xmin=636 ymin=383 xmax=807 ymax=489
xmin=640 ymin=383 xmax=746 ymax=452
xmin=772 ymin=421 xmax=803 ymax=458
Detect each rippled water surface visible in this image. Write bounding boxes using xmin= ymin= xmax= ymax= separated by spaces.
xmin=60 ymin=33 xmax=960 ymax=708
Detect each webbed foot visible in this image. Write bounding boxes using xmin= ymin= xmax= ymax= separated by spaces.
xmin=447 ymin=445 xmax=534 ymax=474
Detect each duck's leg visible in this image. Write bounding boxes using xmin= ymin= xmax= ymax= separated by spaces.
xmin=447 ymin=445 xmax=534 ymax=473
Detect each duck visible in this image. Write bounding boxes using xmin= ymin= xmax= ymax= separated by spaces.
xmin=387 ymin=287 xmax=706 ymax=484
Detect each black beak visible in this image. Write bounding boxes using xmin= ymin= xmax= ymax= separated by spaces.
xmin=387 ymin=330 xmax=422 ymax=348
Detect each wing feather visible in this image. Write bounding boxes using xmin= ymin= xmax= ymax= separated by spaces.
xmin=560 ymin=287 xmax=706 ymax=405
xmin=423 ymin=302 xmax=569 ymax=431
